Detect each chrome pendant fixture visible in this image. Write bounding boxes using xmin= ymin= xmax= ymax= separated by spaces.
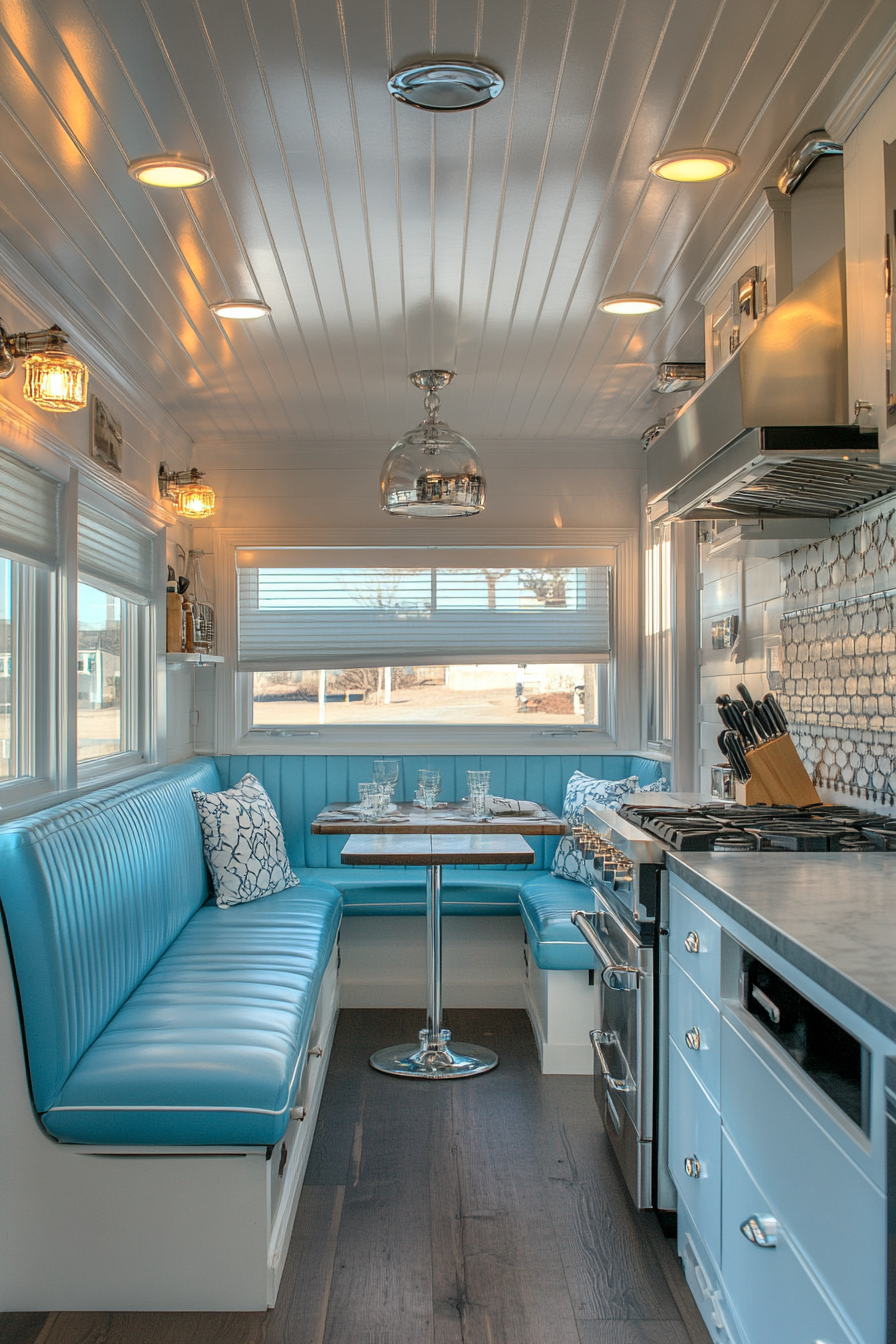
xmin=380 ymin=371 xmax=486 ymax=518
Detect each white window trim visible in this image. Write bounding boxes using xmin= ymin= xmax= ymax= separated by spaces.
xmin=209 ymin=528 xmax=643 ymax=756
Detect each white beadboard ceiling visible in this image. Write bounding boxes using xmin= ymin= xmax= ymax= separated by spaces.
xmin=0 ymin=0 xmax=891 ymax=448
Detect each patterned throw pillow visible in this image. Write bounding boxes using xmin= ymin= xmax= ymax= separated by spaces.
xmin=192 ymin=773 xmax=300 ymax=908
xmin=550 ymin=772 xmax=670 ymax=885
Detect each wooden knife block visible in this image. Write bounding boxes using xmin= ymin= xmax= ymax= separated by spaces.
xmin=734 ymin=734 xmax=820 ymax=807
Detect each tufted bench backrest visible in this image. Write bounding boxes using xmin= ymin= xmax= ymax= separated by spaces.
xmin=213 ymin=754 xmax=666 ymax=870
xmin=0 ymin=758 xmax=221 ymax=1111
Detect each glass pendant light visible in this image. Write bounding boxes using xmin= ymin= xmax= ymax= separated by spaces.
xmin=380 ymin=371 xmax=486 ymax=518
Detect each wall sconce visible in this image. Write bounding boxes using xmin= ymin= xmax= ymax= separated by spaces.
xmin=158 ymin=463 xmax=216 ymax=519
xmin=0 ymin=320 xmax=89 ymax=412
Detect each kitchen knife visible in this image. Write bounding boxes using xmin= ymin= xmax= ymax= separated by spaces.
xmin=718 ymin=702 xmax=747 ymax=742
xmin=742 ymin=709 xmax=766 ymax=747
xmin=763 ymin=693 xmax=788 ymax=735
xmin=751 ymin=699 xmax=778 ymax=740
xmin=736 ymin=682 xmax=755 ymax=710
xmin=723 ymin=731 xmax=751 ymax=782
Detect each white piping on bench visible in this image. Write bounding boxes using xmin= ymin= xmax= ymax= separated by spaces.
xmin=46 ymin=1031 xmax=309 ymax=1119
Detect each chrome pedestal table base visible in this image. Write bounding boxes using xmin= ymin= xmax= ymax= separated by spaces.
xmin=369 ymin=862 xmax=498 ymax=1079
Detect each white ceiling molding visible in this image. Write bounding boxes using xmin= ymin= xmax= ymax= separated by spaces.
xmin=201 ymin=526 xmax=637 ymax=551
xmin=0 ymin=231 xmax=192 ymax=461
xmin=826 ymin=17 xmax=896 ymax=144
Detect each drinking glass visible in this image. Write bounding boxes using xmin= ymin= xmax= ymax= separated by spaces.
xmin=417 ymin=768 xmax=441 ymax=810
xmin=358 ymin=782 xmax=386 ymax=820
xmin=466 ymin=770 xmax=491 ymax=820
xmin=372 ymin=758 xmax=400 ymax=801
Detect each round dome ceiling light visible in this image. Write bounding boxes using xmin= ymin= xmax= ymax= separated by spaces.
xmin=387 ymin=61 xmax=504 ymax=111
xmin=209 ymin=300 xmax=272 ymax=320
xmin=598 ymin=293 xmax=664 ymax=316
xmin=127 ymin=155 xmax=213 ymax=188
xmin=649 ymin=148 xmax=739 ymax=183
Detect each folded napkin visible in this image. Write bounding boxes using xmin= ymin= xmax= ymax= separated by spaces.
xmin=485 ymin=796 xmax=542 ymax=816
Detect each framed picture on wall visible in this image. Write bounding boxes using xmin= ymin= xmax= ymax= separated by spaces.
xmin=90 ymin=395 xmax=123 ymax=473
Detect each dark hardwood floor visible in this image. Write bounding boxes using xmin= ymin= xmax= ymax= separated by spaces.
xmin=2 ymin=1010 xmax=709 ymax=1344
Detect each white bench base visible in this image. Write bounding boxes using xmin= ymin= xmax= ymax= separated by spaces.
xmin=0 ymin=936 xmax=339 ymax=1312
xmin=523 ymin=939 xmax=597 ymax=1074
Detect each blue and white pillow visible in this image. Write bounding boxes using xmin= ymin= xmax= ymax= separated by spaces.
xmin=551 ymin=772 xmax=670 ymax=885
xmin=192 ymin=773 xmax=300 ymax=908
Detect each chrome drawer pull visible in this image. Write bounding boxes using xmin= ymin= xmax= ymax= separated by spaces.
xmin=590 ymin=1030 xmax=637 ymax=1093
xmin=684 ymin=930 xmax=700 ymax=954
xmin=684 ymin=1154 xmax=701 ymax=1179
xmin=685 ymin=1026 xmax=701 ymax=1051
xmin=740 ymin=1214 xmax=778 ymax=1248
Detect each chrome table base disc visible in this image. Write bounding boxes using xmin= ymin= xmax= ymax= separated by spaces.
xmin=370 ymin=1029 xmax=498 ymax=1079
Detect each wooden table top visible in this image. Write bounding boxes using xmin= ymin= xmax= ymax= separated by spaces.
xmin=340 ymin=833 xmax=536 ymax=867
xmin=312 ymin=801 xmax=566 ymax=836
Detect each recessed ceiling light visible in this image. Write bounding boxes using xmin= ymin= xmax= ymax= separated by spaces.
xmin=209 ymin=300 xmax=272 ymax=320
xmin=387 ymin=61 xmax=504 ymax=111
xmin=649 ymin=149 xmax=738 ymax=182
xmin=127 ymin=155 xmax=213 ymax=188
xmin=598 ymin=293 xmax=664 ymax=316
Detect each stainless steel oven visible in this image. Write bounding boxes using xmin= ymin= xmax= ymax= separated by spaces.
xmin=574 ymin=892 xmax=656 ymax=1208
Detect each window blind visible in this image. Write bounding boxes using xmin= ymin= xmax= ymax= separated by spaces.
xmin=0 ymin=449 xmax=61 ymax=569
xmin=78 ymin=505 xmax=155 ymax=604
xmin=237 ymin=563 xmax=611 ymax=671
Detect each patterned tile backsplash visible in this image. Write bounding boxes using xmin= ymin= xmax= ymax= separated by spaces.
xmin=780 ymin=506 xmax=896 ymax=802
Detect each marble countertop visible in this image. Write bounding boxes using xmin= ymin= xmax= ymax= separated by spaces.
xmin=667 ymin=852 xmax=896 ymax=1041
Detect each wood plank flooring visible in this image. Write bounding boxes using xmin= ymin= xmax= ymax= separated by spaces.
xmin=1 ymin=1010 xmax=709 ymax=1344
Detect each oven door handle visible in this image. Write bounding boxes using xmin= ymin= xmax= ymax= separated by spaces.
xmin=571 ymin=911 xmax=642 ymax=989
xmin=590 ymin=1030 xmax=637 ymax=1093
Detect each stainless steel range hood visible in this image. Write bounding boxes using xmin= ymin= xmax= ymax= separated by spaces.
xmin=646 ymin=251 xmax=896 ymax=521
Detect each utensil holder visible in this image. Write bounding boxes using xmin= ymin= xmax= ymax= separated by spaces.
xmin=734 ymin=734 xmax=820 ymax=807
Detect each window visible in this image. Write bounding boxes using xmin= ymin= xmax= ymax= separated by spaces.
xmin=238 ymin=556 xmax=612 ymax=730
xmin=645 ymin=519 xmax=673 ymax=749
xmin=77 ymin=500 xmax=155 ymax=775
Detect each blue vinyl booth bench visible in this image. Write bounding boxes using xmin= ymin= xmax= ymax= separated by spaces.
xmin=0 ymin=752 xmax=664 ymax=1313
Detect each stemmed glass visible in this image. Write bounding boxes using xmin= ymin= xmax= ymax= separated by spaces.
xmin=417 ymin=768 xmax=441 ymax=810
xmin=372 ymin=758 xmax=400 ymax=805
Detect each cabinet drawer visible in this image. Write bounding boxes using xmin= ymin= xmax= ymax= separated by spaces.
xmin=670 ymin=955 xmax=720 ymax=1106
xmin=669 ymin=880 xmax=721 ymax=1000
xmin=721 ymin=1129 xmax=857 ymax=1344
xmin=669 ymin=1039 xmax=721 ymax=1265
xmin=721 ymin=1014 xmax=884 ymax=1344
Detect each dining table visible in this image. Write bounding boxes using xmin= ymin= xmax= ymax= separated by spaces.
xmin=312 ymin=800 xmax=568 ymax=1079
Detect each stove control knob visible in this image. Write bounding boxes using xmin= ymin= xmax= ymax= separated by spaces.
xmin=684 ymin=930 xmax=700 ymax=954
xmin=684 ymin=1154 xmax=701 ymax=1180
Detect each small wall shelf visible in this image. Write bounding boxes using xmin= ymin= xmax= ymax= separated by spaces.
xmin=166 ymin=653 xmax=224 ymax=666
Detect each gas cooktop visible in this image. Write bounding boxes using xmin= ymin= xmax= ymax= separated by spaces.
xmin=616 ymin=802 xmax=896 ymax=853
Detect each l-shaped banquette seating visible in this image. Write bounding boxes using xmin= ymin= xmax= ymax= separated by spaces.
xmin=0 ymin=750 xmax=664 ymax=1312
